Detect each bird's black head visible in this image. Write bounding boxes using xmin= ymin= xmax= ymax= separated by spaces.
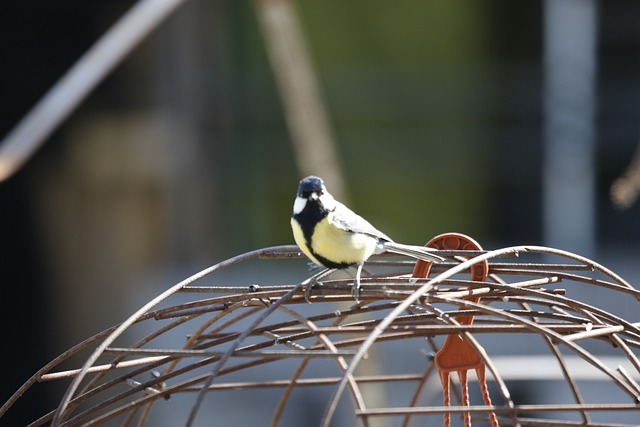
xmin=297 ymin=175 xmax=325 ymax=199
xmin=293 ymin=175 xmax=336 ymax=218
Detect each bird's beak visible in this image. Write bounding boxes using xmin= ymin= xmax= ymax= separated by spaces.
xmin=309 ymin=192 xmax=319 ymax=201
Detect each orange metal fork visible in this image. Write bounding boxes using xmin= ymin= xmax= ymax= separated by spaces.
xmin=412 ymin=233 xmax=499 ymax=427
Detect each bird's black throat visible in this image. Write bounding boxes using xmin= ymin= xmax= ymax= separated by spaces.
xmin=293 ymin=199 xmax=327 ymax=243
xmin=293 ymin=200 xmax=352 ymax=269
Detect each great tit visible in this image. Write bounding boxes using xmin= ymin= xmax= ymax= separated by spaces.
xmin=291 ymin=175 xmax=444 ymax=300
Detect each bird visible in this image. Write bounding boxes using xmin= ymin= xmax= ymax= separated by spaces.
xmin=291 ymin=175 xmax=444 ymax=301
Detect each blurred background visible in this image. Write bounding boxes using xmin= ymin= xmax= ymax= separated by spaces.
xmin=1 ymin=0 xmax=640 ymax=425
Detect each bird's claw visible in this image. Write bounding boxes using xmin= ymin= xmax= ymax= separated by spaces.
xmin=351 ymin=281 xmax=362 ymax=304
xmin=302 ymin=268 xmax=334 ymax=304
xmin=304 ymin=279 xmax=317 ymax=303
xmin=351 ymin=263 xmax=364 ymax=304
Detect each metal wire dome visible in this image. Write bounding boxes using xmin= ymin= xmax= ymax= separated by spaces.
xmin=2 ymin=232 xmax=640 ymax=426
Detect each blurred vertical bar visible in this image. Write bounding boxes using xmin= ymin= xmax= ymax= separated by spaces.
xmin=254 ymin=0 xmax=346 ymax=201
xmin=543 ymin=0 xmax=598 ymax=256
xmin=0 ymin=0 xmax=186 ymax=182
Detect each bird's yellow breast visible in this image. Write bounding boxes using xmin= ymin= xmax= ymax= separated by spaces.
xmin=291 ymin=217 xmax=321 ymax=265
xmin=291 ymin=214 xmax=377 ymax=268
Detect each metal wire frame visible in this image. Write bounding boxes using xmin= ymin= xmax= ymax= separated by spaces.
xmin=2 ymin=244 xmax=640 ymax=426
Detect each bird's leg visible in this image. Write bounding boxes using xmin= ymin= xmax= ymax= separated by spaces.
xmin=303 ymin=268 xmax=334 ymax=303
xmin=351 ymin=263 xmax=364 ymax=303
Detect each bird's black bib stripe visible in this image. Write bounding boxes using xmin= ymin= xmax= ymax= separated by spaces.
xmin=309 ymin=252 xmax=354 ymax=269
xmin=293 ymin=199 xmax=354 ymax=269
xmin=293 ymin=200 xmax=326 ymax=244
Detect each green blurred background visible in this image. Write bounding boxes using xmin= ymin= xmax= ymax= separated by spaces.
xmin=2 ymin=0 xmax=640 ymax=424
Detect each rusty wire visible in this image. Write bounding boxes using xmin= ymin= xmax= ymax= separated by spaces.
xmin=2 ymin=244 xmax=640 ymax=426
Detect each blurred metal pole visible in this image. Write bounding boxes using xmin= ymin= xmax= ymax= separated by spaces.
xmin=611 ymin=136 xmax=640 ymax=209
xmin=0 ymin=0 xmax=187 ymax=182
xmin=254 ymin=0 xmax=347 ymax=201
xmin=542 ymin=0 xmax=598 ymax=257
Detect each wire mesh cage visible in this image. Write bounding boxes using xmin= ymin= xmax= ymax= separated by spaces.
xmin=2 ymin=233 xmax=640 ymax=426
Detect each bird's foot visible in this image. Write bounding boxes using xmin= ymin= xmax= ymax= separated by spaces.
xmin=351 ymin=263 xmax=364 ymax=304
xmin=351 ymin=281 xmax=362 ymax=304
xmin=302 ymin=268 xmax=334 ymax=303
xmin=304 ymin=278 xmax=319 ymax=303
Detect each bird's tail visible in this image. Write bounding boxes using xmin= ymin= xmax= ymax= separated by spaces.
xmin=381 ymin=241 xmax=445 ymax=263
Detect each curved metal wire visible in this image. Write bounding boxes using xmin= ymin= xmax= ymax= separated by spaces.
xmin=2 ymin=244 xmax=640 ymax=427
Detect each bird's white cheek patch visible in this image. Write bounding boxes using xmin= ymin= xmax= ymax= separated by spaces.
xmin=319 ymin=192 xmax=336 ymax=211
xmin=293 ymin=196 xmax=307 ymax=214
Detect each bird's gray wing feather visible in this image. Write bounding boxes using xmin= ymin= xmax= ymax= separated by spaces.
xmin=382 ymin=242 xmax=445 ymax=262
xmin=330 ymin=202 xmax=444 ymax=262
xmin=329 ymin=202 xmax=392 ymax=241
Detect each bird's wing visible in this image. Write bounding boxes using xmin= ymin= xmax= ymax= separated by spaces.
xmin=329 ymin=202 xmax=444 ymax=262
xmin=329 ymin=201 xmax=392 ymax=242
